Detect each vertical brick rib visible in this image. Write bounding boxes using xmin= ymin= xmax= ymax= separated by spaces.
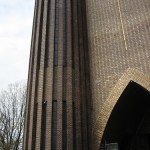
xmin=72 ymin=0 xmax=82 ymax=149
xmin=56 ymin=0 xmax=63 ymax=149
xmin=66 ymin=0 xmax=73 ymax=149
xmin=23 ymin=0 xmax=39 ymax=150
xmin=45 ymin=0 xmax=55 ymax=149
xmin=40 ymin=0 xmax=50 ymax=149
xmin=81 ymin=0 xmax=91 ymax=148
xmin=35 ymin=0 xmax=48 ymax=149
xmin=23 ymin=0 xmax=38 ymax=149
xmin=78 ymin=0 xmax=88 ymax=149
xmin=24 ymin=0 xmax=90 ymax=149
xmin=26 ymin=0 xmax=43 ymax=149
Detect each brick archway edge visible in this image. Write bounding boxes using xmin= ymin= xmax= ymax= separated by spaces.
xmin=92 ymin=68 xmax=150 ymax=150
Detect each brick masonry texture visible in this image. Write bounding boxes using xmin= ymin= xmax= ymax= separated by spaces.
xmin=23 ymin=0 xmax=150 ymax=150
xmin=23 ymin=0 xmax=89 ymax=150
xmin=85 ymin=0 xmax=150 ymax=149
xmin=95 ymin=69 xmax=150 ymax=149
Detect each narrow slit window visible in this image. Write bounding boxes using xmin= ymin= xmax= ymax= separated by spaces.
xmin=37 ymin=0 xmax=44 ymax=70
xmin=73 ymin=102 xmax=76 ymax=149
xmin=54 ymin=0 xmax=59 ymax=66
xmin=71 ymin=0 xmax=74 ymax=68
xmin=63 ymin=0 xmax=66 ymax=66
xmin=41 ymin=101 xmax=47 ymax=150
xmin=62 ymin=100 xmax=67 ymax=150
xmin=51 ymin=100 xmax=57 ymax=150
xmin=32 ymin=102 xmax=38 ymax=150
xmin=45 ymin=0 xmax=51 ymax=67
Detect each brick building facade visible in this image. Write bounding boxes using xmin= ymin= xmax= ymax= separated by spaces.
xmin=23 ymin=0 xmax=150 ymax=150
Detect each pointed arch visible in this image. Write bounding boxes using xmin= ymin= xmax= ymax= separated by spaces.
xmin=92 ymin=68 xmax=150 ymax=150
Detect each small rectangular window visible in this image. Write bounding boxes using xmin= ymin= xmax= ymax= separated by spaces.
xmin=41 ymin=101 xmax=47 ymax=150
xmin=51 ymin=100 xmax=57 ymax=150
xmin=73 ymin=102 xmax=76 ymax=149
xmin=32 ymin=102 xmax=38 ymax=150
xmin=62 ymin=100 xmax=67 ymax=149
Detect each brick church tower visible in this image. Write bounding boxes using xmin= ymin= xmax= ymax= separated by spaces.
xmin=23 ymin=0 xmax=90 ymax=150
xmin=23 ymin=0 xmax=150 ymax=150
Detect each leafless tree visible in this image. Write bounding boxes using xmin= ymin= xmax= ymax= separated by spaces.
xmin=0 ymin=82 xmax=26 ymax=150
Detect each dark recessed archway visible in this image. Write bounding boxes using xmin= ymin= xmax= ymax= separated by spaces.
xmin=100 ymin=81 xmax=150 ymax=150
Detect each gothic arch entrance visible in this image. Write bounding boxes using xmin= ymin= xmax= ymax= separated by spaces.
xmin=100 ymin=81 xmax=150 ymax=150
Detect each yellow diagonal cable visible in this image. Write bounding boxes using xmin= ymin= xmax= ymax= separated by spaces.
xmin=117 ymin=0 xmax=128 ymax=50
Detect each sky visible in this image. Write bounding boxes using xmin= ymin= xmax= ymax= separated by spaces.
xmin=0 ymin=0 xmax=35 ymax=91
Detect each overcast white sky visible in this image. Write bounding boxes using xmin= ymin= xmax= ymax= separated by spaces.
xmin=0 ymin=0 xmax=35 ymax=91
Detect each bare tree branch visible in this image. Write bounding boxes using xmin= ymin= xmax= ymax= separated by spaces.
xmin=0 ymin=82 xmax=26 ymax=150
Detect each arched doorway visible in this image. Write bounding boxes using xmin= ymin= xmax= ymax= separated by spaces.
xmin=100 ymin=81 xmax=150 ymax=150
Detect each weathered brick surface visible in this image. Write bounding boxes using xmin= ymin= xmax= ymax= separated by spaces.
xmin=23 ymin=0 xmax=89 ymax=150
xmin=34 ymin=0 xmax=49 ymax=149
xmin=85 ymin=0 xmax=150 ymax=149
xmin=23 ymin=0 xmax=150 ymax=150
xmin=23 ymin=0 xmax=42 ymax=149
xmin=71 ymin=0 xmax=82 ymax=149
xmin=93 ymin=69 xmax=150 ymax=150
xmin=66 ymin=0 xmax=73 ymax=149
xmin=44 ymin=0 xmax=56 ymax=148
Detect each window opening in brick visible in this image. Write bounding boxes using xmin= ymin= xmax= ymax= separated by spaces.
xmin=73 ymin=102 xmax=76 ymax=150
xmin=32 ymin=102 xmax=38 ymax=150
xmin=45 ymin=0 xmax=51 ymax=67
xmin=62 ymin=100 xmax=67 ymax=150
xmin=54 ymin=0 xmax=59 ymax=66
xmin=41 ymin=101 xmax=47 ymax=150
xmin=71 ymin=0 xmax=74 ymax=68
xmin=37 ymin=0 xmax=44 ymax=70
xmin=63 ymin=0 xmax=67 ymax=66
xmin=51 ymin=100 xmax=57 ymax=150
